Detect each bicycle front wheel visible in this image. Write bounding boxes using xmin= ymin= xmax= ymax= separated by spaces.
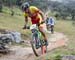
xmin=30 ymin=39 xmax=47 ymax=56
xmin=30 ymin=40 xmax=39 ymax=56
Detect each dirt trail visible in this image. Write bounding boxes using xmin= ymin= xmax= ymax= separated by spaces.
xmin=0 ymin=32 xmax=68 ymax=60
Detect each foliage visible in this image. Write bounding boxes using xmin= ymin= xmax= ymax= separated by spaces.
xmin=52 ymin=1 xmax=75 ymax=20
xmin=53 ymin=54 xmax=62 ymax=60
xmin=1 ymin=0 xmax=75 ymax=19
xmin=0 ymin=0 xmax=3 ymax=12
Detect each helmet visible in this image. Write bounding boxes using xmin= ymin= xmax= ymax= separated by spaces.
xmin=22 ymin=2 xmax=30 ymax=11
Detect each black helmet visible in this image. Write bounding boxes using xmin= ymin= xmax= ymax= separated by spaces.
xmin=22 ymin=2 xmax=30 ymax=11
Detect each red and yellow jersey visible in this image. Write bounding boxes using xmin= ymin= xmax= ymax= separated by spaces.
xmin=24 ymin=6 xmax=42 ymax=24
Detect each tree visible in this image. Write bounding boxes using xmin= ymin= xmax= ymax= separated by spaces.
xmin=0 ymin=0 xmax=3 ymax=12
xmin=16 ymin=0 xmax=22 ymax=6
xmin=71 ymin=9 xmax=75 ymax=20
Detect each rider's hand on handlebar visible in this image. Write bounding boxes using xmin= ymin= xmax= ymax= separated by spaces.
xmin=22 ymin=25 xmax=30 ymax=29
xmin=22 ymin=25 xmax=27 ymax=29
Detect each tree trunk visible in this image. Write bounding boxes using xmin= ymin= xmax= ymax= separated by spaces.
xmin=0 ymin=0 xmax=3 ymax=12
xmin=72 ymin=15 xmax=75 ymax=20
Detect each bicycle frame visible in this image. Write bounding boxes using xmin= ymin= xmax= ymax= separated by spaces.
xmin=31 ymin=29 xmax=41 ymax=46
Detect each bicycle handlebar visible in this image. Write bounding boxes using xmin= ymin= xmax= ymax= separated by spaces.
xmin=22 ymin=26 xmax=30 ymax=29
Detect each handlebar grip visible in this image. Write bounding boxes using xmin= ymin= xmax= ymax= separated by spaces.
xmin=23 ymin=26 xmax=30 ymax=29
xmin=26 ymin=26 xmax=30 ymax=29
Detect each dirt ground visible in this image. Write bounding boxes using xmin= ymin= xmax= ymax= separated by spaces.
xmin=0 ymin=32 xmax=68 ymax=60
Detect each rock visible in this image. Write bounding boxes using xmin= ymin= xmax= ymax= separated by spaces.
xmin=0 ymin=30 xmax=23 ymax=50
xmin=5 ymin=31 xmax=22 ymax=43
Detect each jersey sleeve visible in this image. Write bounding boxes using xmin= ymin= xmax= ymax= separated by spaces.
xmin=23 ymin=13 xmax=28 ymax=17
xmin=29 ymin=6 xmax=39 ymax=13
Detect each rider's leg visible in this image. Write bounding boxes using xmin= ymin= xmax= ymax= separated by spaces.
xmin=38 ymin=23 xmax=48 ymax=46
xmin=51 ymin=25 xmax=54 ymax=34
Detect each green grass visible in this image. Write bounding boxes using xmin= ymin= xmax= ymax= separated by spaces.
xmin=0 ymin=13 xmax=23 ymax=31
xmin=0 ymin=7 xmax=75 ymax=60
xmin=2 ymin=6 xmax=23 ymax=15
xmin=0 ymin=7 xmax=32 ymax=40
xmin=36 ymin=20 xmax=75 ymax=60
xmin=55 ymin=20 xmax=75 ymax=48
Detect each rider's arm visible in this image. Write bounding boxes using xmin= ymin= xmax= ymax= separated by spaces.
xmin=23 ymin=15 xmax=28 ymax=29
xmin=24 ymin=16 xmax=28 ymax=27
xmin=23 ymin=12 xmax=29 ymax=29
xmin=25 ymin=16 xmax=28 ymax=25
xmin=38 ymin=10 xmax=44 ymax=20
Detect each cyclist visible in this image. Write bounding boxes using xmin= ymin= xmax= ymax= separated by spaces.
xmin=47 ymin=17 xmax=55 ymax=34
xmin=22 ymin=2 xmax=48 ymax=48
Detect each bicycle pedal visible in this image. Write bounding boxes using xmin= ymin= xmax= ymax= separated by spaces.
xmin=45 ymin=40 xmax=48 ymax=46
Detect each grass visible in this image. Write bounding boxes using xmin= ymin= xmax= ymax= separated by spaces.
xmin=0 ymin=13 xmax=23 ymax=30
xmin=0 ymin=7 xmax=32 ymax=40
xmin=0 ymin=7 xmax=75 ymax=60
xmin=2 ymin=6 xmax=23 ymax=15
xmin=55 ymin=20 xmax=75 ymax=48
xmin=36 ymin=20 xmax=75 ymax=60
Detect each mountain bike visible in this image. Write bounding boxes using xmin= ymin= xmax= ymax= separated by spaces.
xmin=46 ymin=24 xmax=54 ymax=34
xmin=30 ymin=24 xmax=47 ymax=56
